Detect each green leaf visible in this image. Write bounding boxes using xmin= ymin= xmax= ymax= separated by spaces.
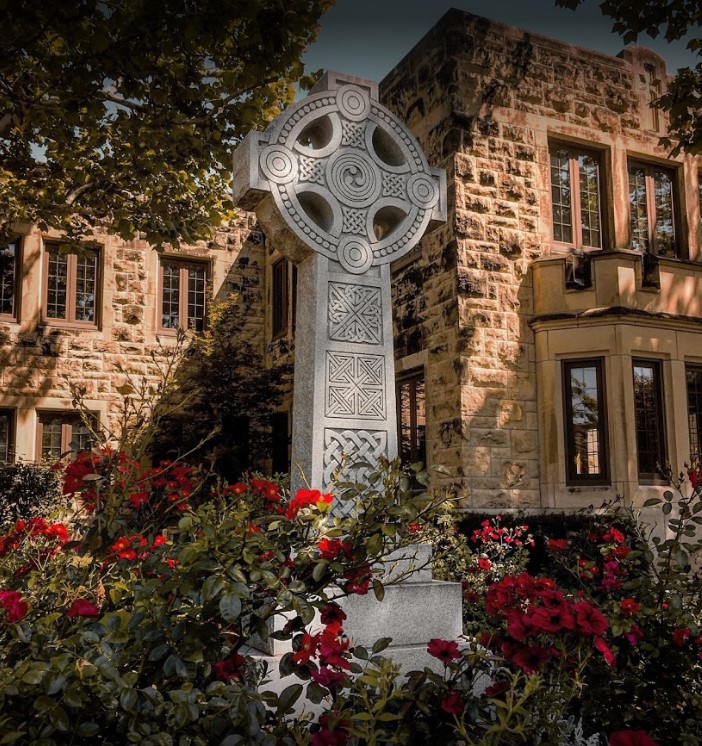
xmin=219 ymin=593 xmax=242 ymax=622
xmin=372 ymin=580 xmax=385 ymax=602
xmin=642 ymin=498 xmax=662 ymax=507
xmin=202 ymin=575 xmax=225 ymax=601
xmin=120 ymin=688 xmax=138 ymax=712
xmin=662 ymin=502 xmax=673 ymax=515
xmin=0 ymin=734 xmax=28 ymax=744
xmin=372 ymin=637 xmax=393 ymax=654
xmin=313 ymin=561 xmax=328 ymax=582
xmin=277 ymin=683 xmax=303 ymax=713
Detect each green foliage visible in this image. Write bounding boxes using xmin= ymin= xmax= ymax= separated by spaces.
xmin=150 ymin=294 xmax=292 ymax=480
xmin=0 ymin=462 xmax=62 ymax=528
xmin=556 ymin=0 xmax=701 ymax=154
xmin=0 ymin=0 xmax=333 ymax=246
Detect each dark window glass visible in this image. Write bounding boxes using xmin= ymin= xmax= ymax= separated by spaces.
xmin=687 ymin=365 xmax=702 ymax=464
xmin=633 ymin=360 xmax=666 ymax=480
xmin=549 ymin=145 xmax=603 ymax=249
xmin=271 ymin=259 xmax=289 ymax=339
xmin=45 ymin=244 xmax=99 ymax=323
xmin=37 ymin=412 xmax=96 ymax=461
xmin=270 ymin=411 xmax=289 ymax=474
xmin=628 ymin=162 xmax=678 ymax=257
xmin=397 ymin=370 xmax=426 ymax=467
xmin=0 ymin=410 xmax=13 ymax=463
xmin=563 ymin=359 xmax=609 ymax=483
xmin=160 ymin=260 xmax=207 ymax=332
xmin=0 ymin=241 xmax=19 ymax=318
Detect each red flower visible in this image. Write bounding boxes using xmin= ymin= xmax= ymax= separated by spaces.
xmin=312 ymin=729 xmax=348 ymax=746
xmin=228 ymin=482 xmax=248 ymax=495
xmin=672 ymin=628 xmax=692 ymax=647
xmin=0 ymin=590 xmax=28 ymax=623
xmin=548 ymin=538 xmax=568 ymax=551
xmin=506 ymin=609 xmax=533 ymax=641
xmin=688 ymin=469 xmax=701 ymax=490
xmin=292 ymin=632 xmax=320 ymax=665
xmin=343 ymin=565 xmax=371 ymax=595
xmin=528 ymin=604 xmax=576 ymax=634
xmin=67 ymin=599 xmax=100 ymax=618
xmin=478 ymin=557 xmax=492 ymax=571
xmin=152 ymin=535 xmax=167 ymax=548
xmin=408 ymin=522 xmax=422 ymax=534
xmin=318 ymin=538 xmax=352 ymax=561
xmin=427 ymin=638 xmax=461 ymax=663
xmin=286 ymin=488 xmax=333 ymax=519
xmin=603 ymin=528 xmax=625 ymax=544
xmin=573 ymin=601 xmax=608 ymax=636
xmin=613 ymin=545 xmax=630 ymax=559
xmin=311 ymin=666 xmax=347 ymax=689
xmin=440 ymin=689 xmax=464 ymax=715
xmin=609 ymin=730 xmax=660 ymax=746
xmin=212 ymin=653 xmax=247 ymax=681
xmin=594 ymin=637 xmax=616 ymax=667
xmin=619 ymin=598 xmax=640 ymax=616
xmin=625 ymin=624 xmax=645 ymax=646
xmin=319 ymin=628 xmax=351 ymax=670
xmin=509 ymin=644 xmax=550 ymax=674
xmin=128 ymin=491 xmax=149 ymax=509
xmin=321 ymin=603 xmax=347 ymax=627
xmin=484 ymin=681 xmax=510 ymax=698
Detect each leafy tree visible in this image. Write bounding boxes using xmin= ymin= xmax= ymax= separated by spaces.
xmin=0 ymin=0 xmax=332 ymax=246
xmin=557 ymin=0 xmax=701 ymax=154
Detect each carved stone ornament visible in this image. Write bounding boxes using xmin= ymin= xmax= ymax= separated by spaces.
xmin=233 ymin=72 xmax=446 ymax=274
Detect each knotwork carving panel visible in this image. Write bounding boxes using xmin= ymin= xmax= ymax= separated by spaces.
xmin=323 ymin=428 xmax=388 ymax=487
xmin=326 ymin=351 xmax=385 ymax=420
xmin=328 ymin=281 xmax=382 ymax=344
xmin=257 ymin=82 xmax=443 ymax=274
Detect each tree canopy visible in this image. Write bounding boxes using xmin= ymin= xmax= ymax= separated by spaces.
xmin=0 ymin=0 xmax=332 ymax=246
xmin=557 ymin=0 xmax=701 ymax=155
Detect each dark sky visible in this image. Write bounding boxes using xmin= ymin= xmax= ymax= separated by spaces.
xmin=303 ymin=0 xmax=697 ymax=82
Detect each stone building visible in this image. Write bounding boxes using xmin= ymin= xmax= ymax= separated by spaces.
xmin=2 ymin=10 xmax=702 ymax=514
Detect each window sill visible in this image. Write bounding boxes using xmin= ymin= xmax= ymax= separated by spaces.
xmin=40 ymin=320 xmax=100 ymax=332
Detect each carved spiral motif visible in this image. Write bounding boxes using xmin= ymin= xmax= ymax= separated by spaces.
xmin=327 ymin=151 xmax=381 ymax=208
xmin=408 ymin=173 xmax=440 ymax=209
xmin=338 ymin=236 xmax=373 ymax=274
xmin=258 ymin=81 xmax=443 ymax=274
xmin=260 ymin=145 xmax=297 ymax=184
xmin=337 ymin=84 xmax=371 ymax=122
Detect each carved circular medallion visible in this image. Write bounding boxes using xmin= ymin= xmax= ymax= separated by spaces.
xmin=260 ymin=82 xmax=442 ymax=274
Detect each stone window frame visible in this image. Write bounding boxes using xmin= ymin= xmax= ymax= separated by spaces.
xmin=0 ymin=238 xmax=21 ymax=322
xmin=42 ymin=241 xmax=102 ymax=329
xmin=396 ymin=367 xmax=427 ymax=468
xmin=270 ymin=257 xmax=297 ymax=341
xmin=548 ymin=140 xmax=607 ymax=252
xmin=157 ymin=256 xmax=210 ymax=334
xmin=0 ymin=408 xmax=14 ymax=463
xmin=632 ymin=358 xmax=667 ymax=484
xmin=627 ymin=158 xmax=684 ymax=259
xmin=35 ymin=410 xmax=97 ymax=462
xmin=562 ymin=357 xmax=610 ymax=486
xmin=686 ymin=364 xmax=702 ymax=465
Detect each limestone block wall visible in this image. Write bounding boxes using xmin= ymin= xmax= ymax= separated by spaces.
xmin=381 ymin=9 xmax=696 ymax=510
xmin=0 ymin=216 xmax=264 ymax=461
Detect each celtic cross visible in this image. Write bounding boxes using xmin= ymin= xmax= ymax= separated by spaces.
xmin=233 ymin=72 xmax=446 ymax=508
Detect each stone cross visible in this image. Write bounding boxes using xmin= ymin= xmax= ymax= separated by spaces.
xmin=232 ymin=72 xmax=446 ymax=506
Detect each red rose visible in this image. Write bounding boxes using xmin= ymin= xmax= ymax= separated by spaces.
xmin=212 ymin=653 xmax=247 ymax=681
xmin=227 ymin=482 xmax=248 ymax=495
xmin=427 ymin=638 xmax=461 ymax=663
xmin=311 ymin=666 xmax=347 ymax=689
xmin=292 ymin=632 xmax=320 ymax=665
xmin=509 ymin=644 xmax=550 ymax=674
xmin=321 ymin=603 xmax=347 ymax=627
xmin=594 ymin=636 xmax=616 ymax=668
xmin=619 ymin=598 xmax=640 ymax=616
xmin=440 ymin=689 xmax=464 ymax=715
xmin=0 ymin=590 xmax=28 ymax=623
xmin=672 ymin=628 xmax=691 ymax=647
xmin=318 ymin=538 xmax=352 ymax=561
xmin=67 ymin=599 xmax=100 ymax=618
xmin=478 ymin=557 xmax=492 ymax=571
xmin=528 ymin=604 xmax=576 ymax=634
xmin=548 ymin=538 xmax=568 ymax=551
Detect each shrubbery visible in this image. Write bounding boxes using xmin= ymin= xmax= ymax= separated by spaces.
xmin=0 ymin=461 xmax=62 ymax=528
xmin=0 ymin=449 xmax=701 ymax=745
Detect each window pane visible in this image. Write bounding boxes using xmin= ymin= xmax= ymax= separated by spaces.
xmin=653 ymin=169 xmax=675 ymax=257
xmin=578 ymin=155 xmax=601 ymax=248
xmin=687 ymin=366 xmax=702 ymax=464
xmin=186 ymin=265 xmax=207 ymax=332
xmin=0 ymin=241 xmax=17 ymax=316
xmin=71 ymin=419 xmax=94 ymax=452
xmin=75 ymin=253 xmax=98 ymax=322
xmin=550 ymin=149 xmax=572 ymax=243
xmin=0 ymin=411 xmax=11 ymax=462
xmin=40 ymin=414 xmax=64 ymax=461
xmin=628 ymin=165 xmax=649 ymax=252
xmin=161 ymin=262 xmax=181 ymax=328
xmin=46 ymin=248 xmax=68 ymax=319
xmin=397 ymin=372 xmax=426 ymax=467
xmin=633 ymin=362 xmax=665 ymax=478
xmin=565 ymin=362 xmax=606 ymax=479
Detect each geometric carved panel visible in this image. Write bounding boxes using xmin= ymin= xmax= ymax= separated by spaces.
xmin=322 ymin=428 xmax=388 ymax=491
xmin=326 ymin=352 xmax=386 ymax=420
xmin=328 ymin=282 xmax=382 ymax=345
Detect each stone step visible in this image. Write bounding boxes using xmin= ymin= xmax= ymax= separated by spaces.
xmin=377 ymin=543 xmax=433 ymax=583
